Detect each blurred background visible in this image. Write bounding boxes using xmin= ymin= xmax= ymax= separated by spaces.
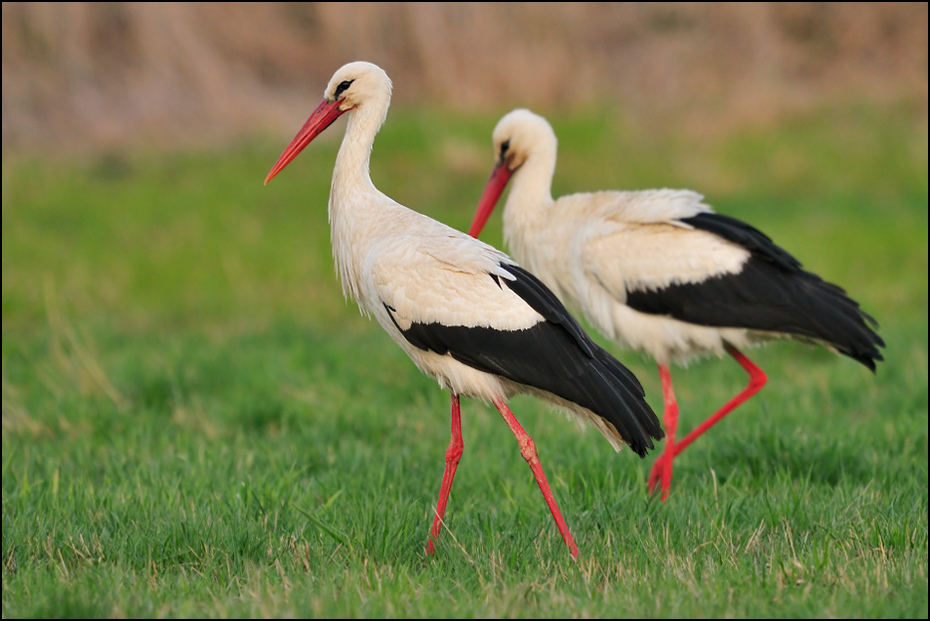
xmin=3 ymin=2 xmax=927 ymax=153
xmin=2 ymin=0 xmax=927 ymax=345
xmin=1 ymin=9 xmax=927 ymax=615
xmin=2 ymin=1 xmax=927 ymax=344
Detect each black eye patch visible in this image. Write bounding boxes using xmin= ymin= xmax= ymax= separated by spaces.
xmin=334 ymin=80 xmax=354 ymax=99
xmin=499 ymin=139 xmax=511 ymax=160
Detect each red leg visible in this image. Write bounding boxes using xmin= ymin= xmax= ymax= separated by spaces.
xmin=647 ymin=363 xmax=680 ymax=501
xmin=648 ymin=344 xmax=768 ymax=499
xmin=427 ymin=393 xmax=464 ymax=555
xmin=673 ymin=345 xmax=767 ymax=456
xmin=492 ymin=397 xmax=579 ymax=560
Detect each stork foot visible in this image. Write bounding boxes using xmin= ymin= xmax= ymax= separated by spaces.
xmin=647 ymin=454 xmax=673 ymax=501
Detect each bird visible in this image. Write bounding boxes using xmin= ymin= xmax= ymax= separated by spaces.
xmin=264 ymin=63 xmax=664 ymax=559
xmin=467 ymin=108 xmax=884 ymax=501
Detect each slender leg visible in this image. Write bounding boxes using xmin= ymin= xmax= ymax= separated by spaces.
xmin=673 ymin=345 xmax=767 ymax=455
xmin=426 ymin=393 xmax=464 ymax=555
xmin=493 ymin=397 xmax=579 ymax=560
xmin=648 ymin=344 xmax=768 ymax=499
xmin=646 ymin=364 xmax=679 ymax=501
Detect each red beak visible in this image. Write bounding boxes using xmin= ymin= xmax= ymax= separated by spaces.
xmin=265 ymin=99 xmax=347 ymax=184
xmin=468 ymin=162 xmax=514 ymax=238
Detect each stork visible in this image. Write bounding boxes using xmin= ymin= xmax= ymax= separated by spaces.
xmin=264 ymin=64 xmax=663 ymax=559
xmin=468 ymin=108 xmax=884 ymax=501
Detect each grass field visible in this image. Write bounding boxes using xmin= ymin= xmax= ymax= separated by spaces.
xmin=2 ymin=103 xmax=927 ymax=617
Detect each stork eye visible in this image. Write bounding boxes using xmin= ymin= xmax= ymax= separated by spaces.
xmin=500 ymin=139 xmax=511 ymax=159
xmin=334 ymin=80 xmax=354 ymax=99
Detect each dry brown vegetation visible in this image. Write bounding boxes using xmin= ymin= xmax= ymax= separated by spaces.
xmin=2 ymin=2 xmax=927 ymax=153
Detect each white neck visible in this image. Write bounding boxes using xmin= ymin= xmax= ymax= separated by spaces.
xmin=503 ymin=141 xmax=557 ymax=258
xmin=331 ymin=103 xmax=384 ymax=204
xmin=328 ymin=97 xmax=392 ymax=306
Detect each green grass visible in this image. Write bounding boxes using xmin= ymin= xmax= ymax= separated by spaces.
xmin=3 ymin=104 xmax=927 ymax=617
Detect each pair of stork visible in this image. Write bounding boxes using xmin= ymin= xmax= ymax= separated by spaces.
xmin=265 ymin=61 xmax=883 ymax=560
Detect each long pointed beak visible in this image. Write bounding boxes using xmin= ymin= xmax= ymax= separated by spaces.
xmin=468 ymin=162 xmax=514 ymax=238
xmin=265 ymin=99 xmax=347 ymax=184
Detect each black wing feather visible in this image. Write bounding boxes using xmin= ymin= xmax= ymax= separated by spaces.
xmin=625 ymin=212 xmax=884 ymax=370
xmin=391 ymin=263 xmax=664 ymax=457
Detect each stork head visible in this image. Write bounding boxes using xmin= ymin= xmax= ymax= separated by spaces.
xmin=265 ymin=61 xmax=393 ymax=184
xmin=468 ymin=108 xmax=557 ymax=237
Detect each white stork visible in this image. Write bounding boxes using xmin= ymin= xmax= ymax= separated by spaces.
xmin=264 ymin=63 xmax=663 ymax=559
xmin=468 ymin=108 xmax=884 ymax=501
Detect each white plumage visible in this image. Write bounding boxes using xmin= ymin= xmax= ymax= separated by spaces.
xmin=265 ymin=64 xmax=662 ymax=558
xmin=469 ymin=108 xmax=884 ymax=500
